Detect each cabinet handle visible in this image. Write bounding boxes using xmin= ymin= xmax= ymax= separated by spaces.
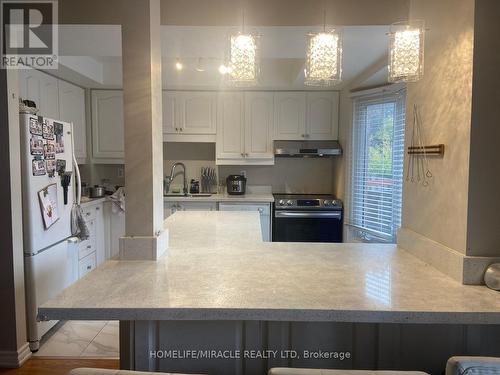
xmin=87 ymin=265 xmax=92 ymax=270
xmin=180 ymin=128 xmax=183 ymax=132
xmin=301 ymin=134 xmax=305 ymax=138
xmin=241 ymin=153 xmax=245 ymax=157
xmin=87 ymin=245 xmax=91 ymax=249
xmin=245 ymin=153 xmax=249 ymax=157
xmin=95 ymin=207 xmax=100 ymax=211
xmin=86 ymin=212 xmax=91 ymax=216
xmin=175 ymin=127 xmax=179 ymax=131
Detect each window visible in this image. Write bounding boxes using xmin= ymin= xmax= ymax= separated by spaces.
xmin=350 ymin=89 xmax=406 ymax=243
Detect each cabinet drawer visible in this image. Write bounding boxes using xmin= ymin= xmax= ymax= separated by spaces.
xmin=78 ymin=236 xmax=95 ymax=260
xmin=219 ymin=203 xmax=271 ymax=216
xmin=79 ymin=252 xmax=96 ymax=278
xmin=82 ymin=207 xmax=97 ymax=222
xmin=78 ymin=219 xmax=96 ymax=259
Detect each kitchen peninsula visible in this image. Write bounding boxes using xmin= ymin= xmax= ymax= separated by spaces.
xmin=39 ymin=211 xmax=500 ymax=374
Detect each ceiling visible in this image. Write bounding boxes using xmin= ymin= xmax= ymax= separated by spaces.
xmin=50 ymin=24 xmax=391 ymax=90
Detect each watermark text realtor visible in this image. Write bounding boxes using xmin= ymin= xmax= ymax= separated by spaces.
xmin=1 ymin=0 xmax=58 ymax=69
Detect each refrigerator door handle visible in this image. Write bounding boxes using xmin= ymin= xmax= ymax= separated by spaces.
xmin=70 ymin=122 xmax=81 ymax=205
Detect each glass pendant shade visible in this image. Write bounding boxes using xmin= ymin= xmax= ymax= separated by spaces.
xmin=304 ymin=29 xmax=343 ymax=87
xmin=227 ymin=32 xmax=260 ymax=86
xmin=388 ymin=20 xmax=425 ymax=83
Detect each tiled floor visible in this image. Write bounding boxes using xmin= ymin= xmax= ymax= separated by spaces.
xmin=34 ymin=321 xmax=119 ymax=358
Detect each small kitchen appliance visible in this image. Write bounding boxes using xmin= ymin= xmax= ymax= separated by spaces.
xmin=226 ymin=174 xmax=247 ymax=195
xmin=272 ymin=194 xmax=343 ymax=242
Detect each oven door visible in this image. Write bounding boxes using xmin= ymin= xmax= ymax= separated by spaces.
xmin=272 ymin=210 xmax=343 ymax=243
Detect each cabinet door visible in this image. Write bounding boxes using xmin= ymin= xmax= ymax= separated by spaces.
xmin=39 ymin=73 xmax=60 ymax=119
xmin=218 ymin=203 xmax=271 ymax=241
xmin=18 ymin=69 xmax=41 ymax=106
xmin=93 ymin=204 xmax=105 ymax=266
xmin=58 ymin=80 xmax=87 ymax=161
xmin=274 ymin=92 xmax=306 ymax=140
xmin=91 ymin=90 xmax=124 ymax=161
xmin=162 ymin=91 xmax=178 ymax=134
xmin=180 ymin=92 xmax=216 ymax=134
xmin=306 ymin=92 xmax=339 ymax=140
xmin=244 ymin=92 xmax=274 ymax=160
xmin=18 ymin=69 xmax=59 ymax=119
xmin=216 ymin=92 xmax=245 ymax=160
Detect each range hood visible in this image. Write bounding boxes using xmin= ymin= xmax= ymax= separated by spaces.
xmin=274 ymin=140 xmax=342 ymax=158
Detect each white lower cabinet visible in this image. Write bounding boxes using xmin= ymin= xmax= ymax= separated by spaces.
xmin=218 ymin=202 xmax=271 ymax=242
xmin=79 ymin=202 xmax=106 ymax=278
xmin=103 ymin=201 xmax=126 ymax=260
xmin=79 ymin=252 xmax=97 ymax=278
xmin=164 ymin=201 xmax=217 ymax=219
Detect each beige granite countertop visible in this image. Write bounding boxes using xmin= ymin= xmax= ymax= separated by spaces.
xmin=39 ymin=211 xmax=500 ymax=324
xmin=163 ymin=193 xmax=274 ymax=203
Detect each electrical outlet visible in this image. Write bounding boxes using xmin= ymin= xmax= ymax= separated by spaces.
xmin=117 ymin=167 xmax=124 ymax=178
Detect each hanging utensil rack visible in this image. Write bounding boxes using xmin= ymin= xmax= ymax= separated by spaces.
xmin=407 ymin=144 xmax=445 ymax=156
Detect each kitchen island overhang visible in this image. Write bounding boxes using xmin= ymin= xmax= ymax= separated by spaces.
xmin=38 ymin=212 xmax=500 ymax=374
xmin=39 ymin=211 xmax=500 ymax=324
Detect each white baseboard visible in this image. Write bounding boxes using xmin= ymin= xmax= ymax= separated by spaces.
xmin=398 ymin=228 xmax=500 ymax=284
xmin=0 ymin=342 xmax=32 ymax=368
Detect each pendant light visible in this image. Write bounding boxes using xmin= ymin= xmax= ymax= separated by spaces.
xmin=227 ymin=8 xmax=260 ymax=86
xmin=304 ymin=9 xmax=343 ymax=87
xmin=388 ymin=20 xmax=425 ymax=83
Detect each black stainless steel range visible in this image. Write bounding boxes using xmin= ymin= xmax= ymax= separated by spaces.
xmin=272 ymin=194 xmax=343 ymax=243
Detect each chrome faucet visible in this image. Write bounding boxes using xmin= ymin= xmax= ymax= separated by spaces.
xmin=165 ymin=162 xmax=187 ymax=195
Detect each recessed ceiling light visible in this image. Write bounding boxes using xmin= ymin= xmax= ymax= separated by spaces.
xmin=218 ymin=64 xmax=230 ymax=75
xmin=195 ymin=57 xmax=205 ymax=72
xmin=175 ymin=58 xmax=183 ymax=71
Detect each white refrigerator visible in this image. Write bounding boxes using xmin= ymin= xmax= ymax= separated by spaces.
xmin=20 ymin=113 xmax=79 ymax=351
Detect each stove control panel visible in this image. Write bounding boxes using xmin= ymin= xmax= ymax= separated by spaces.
xmin=274 ymin=196 xmax=342 ymax=210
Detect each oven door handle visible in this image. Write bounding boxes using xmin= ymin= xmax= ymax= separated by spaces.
xmin=274 ymin=211 xmax=342 ymax=219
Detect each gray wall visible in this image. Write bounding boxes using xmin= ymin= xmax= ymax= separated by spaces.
xmin=124 ymin=320 xmax=500 ymax=375
xmin=466 ymin=0 xmax=500 ymax=257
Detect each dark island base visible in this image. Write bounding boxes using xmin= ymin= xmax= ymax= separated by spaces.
xmin=119 ymin=320 xmax=500 ymax=375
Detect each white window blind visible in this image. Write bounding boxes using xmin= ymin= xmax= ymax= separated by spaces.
xmin=350 ymin=90 xmax=406 ymax=243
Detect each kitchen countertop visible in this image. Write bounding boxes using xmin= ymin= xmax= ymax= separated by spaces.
xmin=80 ymin=196 xmax=107 ymax=206
xmin=39 ymin=211 xmax=500 ymax=324
xmin=163 ymin=193 xmax=274 ymax=203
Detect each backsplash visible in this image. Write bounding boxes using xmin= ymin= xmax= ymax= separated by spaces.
xmin=219 ymin=158 xmax=336 ymax=194
xmin=163 ymin=143 xmax=216 ymax=188
xmin=84 ymin=143 xmax=338 ymax=195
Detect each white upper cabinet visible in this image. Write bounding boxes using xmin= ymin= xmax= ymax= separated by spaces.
xmin=274 ymin=91 xmax=339 ymax=141
xmin=274 ymin=92 xmax=307 ymax=140
xmin=180 ymin=92 xmax=216 ymax=134
xmin=245 ymin=92 xmax=274 ymax=159
xmin=163 ymin=91 xmax=216 ymax=142
xmin=217 ymin=92 xmax=274 ymax=165
xmin=216 ymin=92 xmax=245 ymax=160
xmin=91 ymin=90 xmax=124 ymax=162
xmin=58 ymin=80 xmax=87 ymax=162
xmin=19 ymin=69 xmax=59 ymax=120
xmin=19 ymin=70 xmax=88 ymax=162
xmin=39 ymin=73 xmax=60 ymax=120
xmin=306 ymin=92 xmax=339 ymax=140
xmin=162 ymin=91 xmax=178 ymax=134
